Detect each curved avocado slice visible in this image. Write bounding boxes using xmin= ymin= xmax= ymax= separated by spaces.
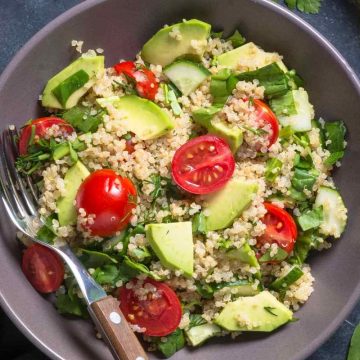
xmin=141 ymin=19 xmax=211 ymax=67
xmin=214 ymin=291 xmax=293 ymax=332
xmin=57 ymin=161 xmax=90 ymax=226
xmin=204 ymin=179 xmax=258 ymax=231
xmin=42 ymin=55 xmax=104 ymax=109
xmin=97 ymin=95 xmax=174 ymax=140
xmin=146 ymin=222 xmax=193 ymax=277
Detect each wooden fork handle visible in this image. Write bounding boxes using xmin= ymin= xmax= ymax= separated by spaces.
xmin=89 ymin=295 xmax=148 ymax=360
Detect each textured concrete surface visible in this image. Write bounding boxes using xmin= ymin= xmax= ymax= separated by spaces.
xmin=0 ymin=0 xmax=359 ymax=359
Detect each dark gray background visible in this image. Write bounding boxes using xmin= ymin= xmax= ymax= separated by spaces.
xmin=0 ymin=0 xmax=359 ymax=359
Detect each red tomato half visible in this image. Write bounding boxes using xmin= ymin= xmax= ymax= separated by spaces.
xmin=257 ymin=202 xmax=298 ymax=259
xmin=113 ymin=61 xmax=159 ymax=100
xmin=171 ymin=135 xmax=235 ymax=195
xmin=76 ymin=169 xmax=137 ymax=237
xmin=252 ymin=99 xmax=279 ymax=148
xmin=119 ymin=278 xmax=182 ymax=337
xmin=18 ymin=117 xmax=74 ymax=155
xmin=22 ymin=244 xmax=64 ymax=294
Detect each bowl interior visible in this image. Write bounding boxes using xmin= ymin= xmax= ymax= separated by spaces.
xmin=0 ymin=1 xmax=360 ymax=360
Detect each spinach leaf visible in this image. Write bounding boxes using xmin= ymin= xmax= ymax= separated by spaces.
xmin=323 ymin=121 xmax=346 ymax=165
xmin=79 ymin=249 xmax=118 ymax=268
xmin=348 ymin=323 xmax=360 ymax=360
xmin=265 ymin=158 xmax=283 ymax=182
xmin=123 ymin=256 xmax=161 ymax=280
xmin=55 ymin=292 xmax=88 ymax=318
xmin=297 ymin=206 xmax=323 ymax=231
xmin=37 ymin=214 xmax=58 ymax=244
xmin=324 ymin=151 xmax=344 ymax=166
xmin=156 ymin=329 xmax=185 ymax=358
xmin=291 ymin=168 xmax=318 ymax=192
xmin=226 ymin=30 xmax=246 ymax=48
xmin=189 ymin=314 xmax=207 ymax=328
xmin=269 ymin=91 xmax=297 ymax=117
xmin=289 ymin=230 xmax=317 ymax=265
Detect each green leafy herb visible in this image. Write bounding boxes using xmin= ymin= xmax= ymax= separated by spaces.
xmin=227 ymin=30 xmax=246 ymax=48
xmin=297 ymin=206 xmax=323 ymax=231
xmin=62 ymin=105 xmax=105 ymax=133
xmin=123 ymin=256 xmax=161 ymax=280
xmin=291 ymin=168 xmax=318 ymax=192
xmin=79 ymin=249 xmax=118 ymax=268
xmin=217 ymin=238 xmax=233 ymax=250
xmin=286 ymin=69 xmax=304 ymax=89
xmin=112 ymin=79 xmax=136 ymax=95
xmin=285 ymin=0 xmax=322 ymax=14
xmin=289 ymin=230 xmax=318 ymax=265
xmin=189 ymin=314 xmax=208 ymax=328
xmin=130 ymin=246 xmax=152 ymax=263
xmin=265 ymin=158 xmax=283 ymax=182
xmin=192 ymin=212 xmax=207 ymax=235
xmin=155 ymin=329 xmax=185 ymax=358
xmin=323 ymin=121 xmax=346 ymax=165
xmin=348 ymin=323 xmax=360 ymax=360
xmin=168 ymin=89 xmax=182 ymax=115
xmin=211 ymin=68 xmax=232 ymax=81
xmin=210 ymin=78 xmax=230 ymax=105
xmin=55 ymin=292 xmax=88 ymax=318
xmin=279 ymin=125 xmax=294 ymax=141
xmin=36 ymin=214 xmax=58 ymax=244
xmin=211 ymin=30 xmax=223 ymax=39
xmin=264 ymin=306 xmax=278 ymax=316
xmin=324 ymin=151 xmax=344 ymax=166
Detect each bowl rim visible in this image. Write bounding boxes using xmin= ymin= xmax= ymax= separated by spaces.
xmin=1 ymin=1 xmax=360 ymax=359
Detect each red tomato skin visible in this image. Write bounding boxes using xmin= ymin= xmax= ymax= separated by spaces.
xmin=22 ymin=244 xmax=64 ymax=294
xmin=171 ymin=135 xmax=235 ymax=195
xmin=75 ymin=169 xmax=137 ymax=237
xmin=113 ymin=61 xmax=158 ymax=100
xmin=257 ymin=202 xmax=297 ymax=259
xmin=253 ymin=99 xmax=279 ymax=147
xmin=119 ymin=278 xmax=182 ymax=337
xmin=18 ymin=117 xmax=74 ymax=155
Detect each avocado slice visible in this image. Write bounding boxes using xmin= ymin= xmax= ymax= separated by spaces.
xmin=186 ymin=323 xmax=221 ymax=346
xmin=57 ymin=161 xmax=90 ymax=226
xmin=141 ymin=19 xmax=211 ymax=67
xmin=225 ymin=243 xmax=260 ymax=269
xmin=146 ymin=222 xmax=193 ymax=277
xmin=217 ymin=42 xmax=280 ymax=71
xmin=214 ymin=291 xmax=293 ymax=332
xmin=97 ymin=95 xmax=174 ymax=140
xmin=204 ymin=179 xmax=258 ymax=231
xmin=192 ymin=107 xmax=243 ymax=153
xmin=42 ymin=55 xmax=104 ymax=109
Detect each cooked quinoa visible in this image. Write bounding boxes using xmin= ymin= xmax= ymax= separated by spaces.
xmin=16 ymin=19 xmax=348 ymax=358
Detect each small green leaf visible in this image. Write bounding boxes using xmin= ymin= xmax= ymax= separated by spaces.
xmin=192 ymin=212 xmax=207 ymax=235
xmin=348 ymin=323 xmax=360 ymax=360
xmin=265 ymin=158 xmax=283 ymax=182
xmin=264 ymin=306 xmax=278 ymax=316
xmin=227 ymin=30 xmax=246 ymax=48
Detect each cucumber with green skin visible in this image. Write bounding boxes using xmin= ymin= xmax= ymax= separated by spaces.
xmin=164 ymin=60 xmax=211 ymax=96
xmin=186 ymin=323 xmax=221 ymax=346
xmin=269 ymin=265 xmax=304 ymax=291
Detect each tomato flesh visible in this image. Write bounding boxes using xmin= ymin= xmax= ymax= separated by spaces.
xmin=257 ymin=202 xmax=297 ymax=260
xmin=171 ymin=135 xmax=235 ymax=195
xmin=75 ymin=169 xmax=137 ymax=237
xmin=252 ymin=99 xmax=279 ymax=148
xmin=119 ymin=278 xmax=182 ymax=337
xmin=22 ymin=244 xmax=64 ymax=294
xmin=18 ymin=117 xmax=74 ymax=155
xmin=113 ymin=61 xmax=159 ymax=100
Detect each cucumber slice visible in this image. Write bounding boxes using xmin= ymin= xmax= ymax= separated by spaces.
xmin=186 ymin=323 xmax=221 ymax=346
xmin=269 ymin=265 xmax=304 ymax=291
xmin=315 ymin=186 xmax=347 ymax=238
xmin=163 ymin=60 xmax=211 ymax=96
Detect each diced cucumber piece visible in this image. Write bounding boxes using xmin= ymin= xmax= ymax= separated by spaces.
xmin=186 ymin=323 xmax=221 ymax=346
xmin=315 ymin=186 xmax=347 ymax=238
xmin=226 ymin=243 xmax=260 ymax=269
xmin=277 ymin=88 xmax=314 ymax=132
xmin=269 ymin=265 xmax=304 ymax=291
xmin=163 ymin=60 xmax=211 ymax=96
xmin=220 ymin=280 xmax=260 ymax=297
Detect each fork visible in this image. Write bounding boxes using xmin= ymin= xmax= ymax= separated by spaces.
xmin=0 ymin=125 xmax=148 ymax=360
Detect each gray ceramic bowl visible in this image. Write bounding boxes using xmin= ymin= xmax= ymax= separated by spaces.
xmin=0 ymin=0 xmax=360 ymax=359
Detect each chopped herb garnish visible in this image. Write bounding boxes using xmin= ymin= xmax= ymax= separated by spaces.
xmin=264 ymin=306 xmax=278 ymax=316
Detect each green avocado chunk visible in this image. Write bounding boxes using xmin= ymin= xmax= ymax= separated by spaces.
xmin=141 ymin=19 xmax=211 ymax=67
xmin=192 ymin=107 xmax=243 ymax=153
xmin=217 ymin=42 xmax=281 ymax=71
xmin=57 ymin=161 xmax=90 ymax=226
xmin=97 ymin=95 xmax=175 ymax=140
xmin=204 ymin=179 xmax=258 ymax=231
xmin=146 ymin=222 xmax=193 ymax=277
xmin=214 ymin=291 xmax=293 ymax=332
xmin=42 ymin=55 xmax=104 ymax=109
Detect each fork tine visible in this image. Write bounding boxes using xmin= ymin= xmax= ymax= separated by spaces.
xmin=5 ymin=126 xmax=38 ymax=215
xmin=8 ymin=125 xmax=39 ymax=203
xmin=0 ymin=134 xmax=28 ymax=218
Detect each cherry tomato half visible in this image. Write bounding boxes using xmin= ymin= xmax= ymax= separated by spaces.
xmin=113 ymin=61 xmax=159 ymax=100
xmin=22 ymin=244 xmax=64 ymax=294
xmin=252 ymin=99 xmax=279 ymax=148
xmin=119 ymin=278 xmax=182 ymax=337
xmin=257 ymin=202 xmax=298 ymax=260
xmin=76 ymin=169 xmax=137 ymax=237
xmin=18 ymin=117 xmax=74 ymax=155
xmin=171 ymin=135 xmax=235 ymax=195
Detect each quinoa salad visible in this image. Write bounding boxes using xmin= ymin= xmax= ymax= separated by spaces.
xmin=16 ymin=19 xmax=348 ymax=357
